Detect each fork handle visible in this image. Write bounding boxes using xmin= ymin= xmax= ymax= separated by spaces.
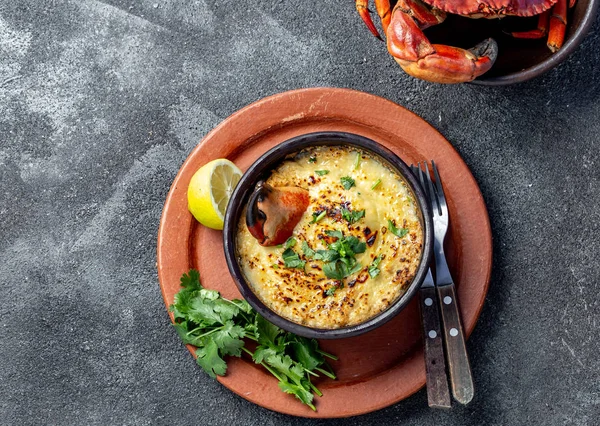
xmin=418 ymin=287 xmax=451 ymax=408
xmin=437 ymin=283 xmax=474 ymax=404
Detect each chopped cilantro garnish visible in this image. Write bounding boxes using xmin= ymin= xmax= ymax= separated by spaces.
xmin=310 ymin=211 xmax=327 ymax=224
xmin=341 ymin=208 xmax=365 ymax=224
xmin=324 ymin=287 xmax=337 ymax=297
xmin=368 ymin=255 xmax=383 ymax=278
xmin=314 ymin=249 xmax=339 ymax=262
xmin=329 ymin=234 xmax=366 ymax=257
xmin=284 ymin=237 xmax=297 ymax=249
xmin=282 ymin=248 xmax=306 ymax=269
xmin=388 ymin=220 xmax=409 ymax=238
xmin=323 ymin=262 xmax=343 ymax=280
xmin=301 ymin=241 xmax=315 ymax=258
xmin=371 ymin=179 xmax=381 ymax=190
xmin=319 ymin=231 xmax=366 ymax=279
xmin=340 ymin=176 xmax=355 ymax=190
xmin=325 ymin=229 xmax=343 ymax=240
xmin=308 ymin=155 xmax=317 ymax=163
xmin=354 ymin=153 xmax=361 ymax=170
xmin=315 ymin=170 xmax=329 ymax=176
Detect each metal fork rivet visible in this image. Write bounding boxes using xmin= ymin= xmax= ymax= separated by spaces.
xmin=424 ymin=298 xmax=433 ymax=306
xmin=428 ymin=330 xmax=437 ymax=338
xmin=450 ymin=328 xmax=458 ymax=337
xmin=443 ymin=296 xmax=452 ymax=305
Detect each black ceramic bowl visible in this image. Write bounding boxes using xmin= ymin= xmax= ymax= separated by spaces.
xmin=223 ymin=132 xmax=434 ymax=339
xmin=421 ymin=0 xmax=598 ymax=84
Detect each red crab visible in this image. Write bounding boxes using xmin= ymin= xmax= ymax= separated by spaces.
xmin=356 ymin=0 xmax=576 ymax=83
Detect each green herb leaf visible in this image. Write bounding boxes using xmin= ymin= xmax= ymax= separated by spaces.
xmin=354 ymin=152 xmax=361 ymax=170
xmin=341 ymin=208 xmax=365 ymax=224
xmin=346 ymin=236 xmax=367 ymax=254
xmin=180 ymin=269 xmax=201 ymax=290
xmin=368 ymin=255 xmax=383 ymax=278
xmin=308 ymin=155 xmax=317 ymax=163
xmin=310 ymin=210 xmax=327 ymax=224
xmin=255 ymin=314 xmax=282 ymax=348
xmin=371 ymin=179 xmax=381 ymax=190
xmin=284 ymin=237 xmax=297 ymax=249
xmin=195 ymin=340 xmax=227 ymax=378
xmin=348 ymin=263 xmax=363 ymax=275
xmin=301 ymin=241 xmax=315 ymax=258
xmin=314 ymin=249 xmax=339 ymax=262
xmin=187 ymin=296 xmax=234 ymax=326
xmin=388 ymin=220 xmax=409 ymax=238
xmin=211 ymin=321 xmax=246 ymax=357
xmin=282 ymin=248 xmax=306 ymax=269
xmin=324 ymin=229 xmax=343 ymax=240
xmin=278 ymin=380 xmax=316 ymax=411
xmin=230 ymin=298 xmax=253 ymax=315
xmin=323 ymin=262 xmax=344 ymax=280
xmin=340 ymin=176 xmax=355 ymax=190
xmin=318 ymin=231 xmax=367 ymax=280
xmin=315 ymin=170 xmax=329 ymax=176
xmin=324 ymin=287 xmax=337 ymax=297
xmin=288 ymin=337 xmax=324 ymax=371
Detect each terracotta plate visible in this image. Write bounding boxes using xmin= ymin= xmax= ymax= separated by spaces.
xmin=157 ymin=88 xmax=492 ymax=418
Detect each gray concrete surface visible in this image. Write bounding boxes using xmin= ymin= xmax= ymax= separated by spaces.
xmin=1 ymin=1 xmax=599 ymax=425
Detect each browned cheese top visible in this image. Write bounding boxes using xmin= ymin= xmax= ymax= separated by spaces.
xmin=236 ymin=146 xmax=423 ymax=329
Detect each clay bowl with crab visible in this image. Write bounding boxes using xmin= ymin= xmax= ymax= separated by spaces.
xmin=223 ymin=132 xmax=434 ymax=339
xmin=356 ymin=0 xmax=598 ymax=84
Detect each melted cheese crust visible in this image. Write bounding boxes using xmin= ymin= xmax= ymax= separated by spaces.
xmin=236 ymin=146 xmax=423 ymax=329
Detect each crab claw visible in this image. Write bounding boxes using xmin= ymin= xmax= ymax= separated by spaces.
xmin=387 ymin=2 xmax=497 ymax=83
xmin=399 ymin=38 xmax=498 ymax=84
xmin=246 ymin=182 xmax=310 ymax=246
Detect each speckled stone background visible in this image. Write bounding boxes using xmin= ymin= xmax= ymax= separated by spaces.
xmin=1 ymin=1 xmax=599 ymax=425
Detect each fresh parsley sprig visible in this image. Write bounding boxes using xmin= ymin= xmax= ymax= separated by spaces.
xmin=170 ymin=270 xmax=337 ymax=411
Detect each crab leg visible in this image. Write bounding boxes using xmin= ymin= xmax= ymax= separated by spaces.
xmin=376 ymin=0 xmax=392 ymax=32
xmin=548 ymin=0 xmax=568 ymax=52
xmin=355 ymin=0 xmax=393 ymax=39
xmin=510 ymin=11 xmax=550 ymax=39
xmin=387 ymin=2 xmax=497 ymax=83
xmin=394 ymin=0 xmax=446 ymax=30
xmin=356 ymin=0 xmax=382 ymax=39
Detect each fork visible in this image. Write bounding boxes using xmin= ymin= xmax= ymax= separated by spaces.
xmin=418 ymin=160 xmax=474 ymax=405
xmin=410 ymin=165 xmax=451 ymax=409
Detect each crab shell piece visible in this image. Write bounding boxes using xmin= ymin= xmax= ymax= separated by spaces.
xmin=427 ymin=0 xmax=556 ymax=16
xmin=246 ymin=182 xmax=310 ymax=246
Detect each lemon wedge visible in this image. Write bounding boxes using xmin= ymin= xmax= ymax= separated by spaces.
xmin=187 ymin=158 xmax=242 ymax=230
